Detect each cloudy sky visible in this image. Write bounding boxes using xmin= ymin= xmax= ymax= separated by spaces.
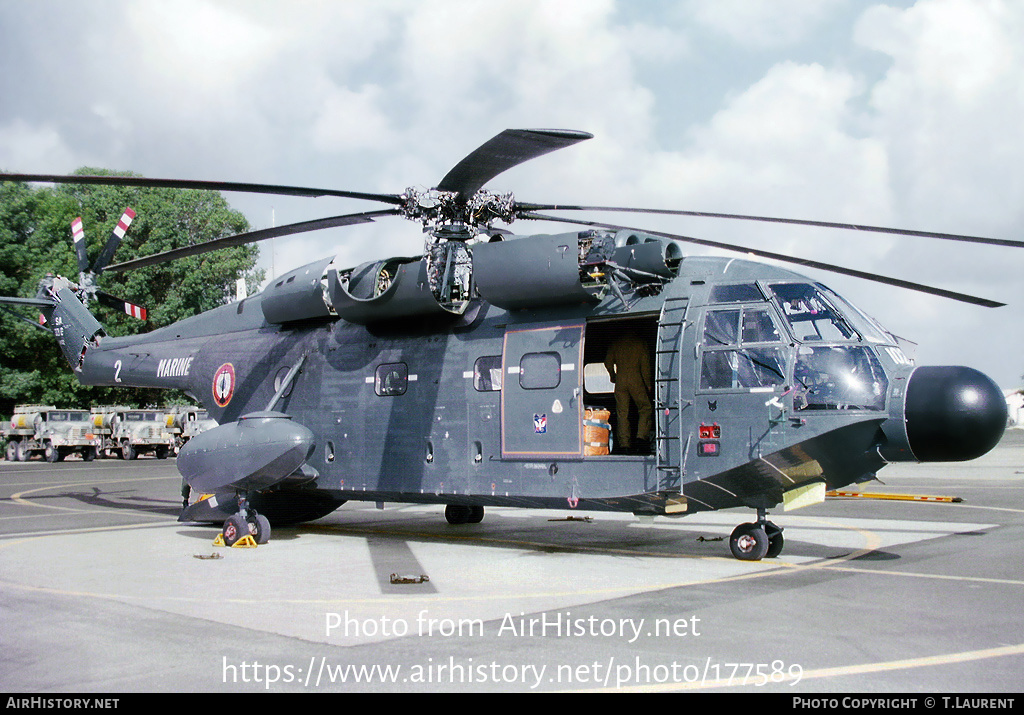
xmin=1 ymin=0 xmax=1021 ymax=389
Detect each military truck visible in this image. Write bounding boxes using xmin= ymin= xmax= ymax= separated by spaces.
xmin=3 ymin=405 xmax=97 ymax=462
xmin=165 ymin=406 xmax=217 ymax=454
xmin=91 ymin=406 xmax=174 ymax=460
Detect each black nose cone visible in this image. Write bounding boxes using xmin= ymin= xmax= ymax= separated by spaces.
xmin=905 ymin=366 xmax=1007 ymax=461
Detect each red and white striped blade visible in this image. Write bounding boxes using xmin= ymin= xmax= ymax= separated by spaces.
xmin=92 ymin=207 xmax=136 ymax=275
xmin=96 ymin=290 xmax=147 ymax=321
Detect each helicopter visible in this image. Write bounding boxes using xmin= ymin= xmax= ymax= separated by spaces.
xmin=0 ymin=128 xmax=1012 ymax=560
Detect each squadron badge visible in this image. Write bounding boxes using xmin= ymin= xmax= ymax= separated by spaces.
xmin=213 ymin=363 xmax=236 ymax=407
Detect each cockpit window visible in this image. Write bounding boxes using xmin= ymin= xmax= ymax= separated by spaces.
xmin=700 ymin=306 xmax=787 ymax=391
xmin=794 ymin=345 xmax=887 ymax=411
xmin=769 ymin=283 xmax=858 ymax=342
xmin=822 ymin=288 xmax=896 ymax=344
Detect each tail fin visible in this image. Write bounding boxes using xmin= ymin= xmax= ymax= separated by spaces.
xmin=39 ymin=281 xmax=105 ymax=371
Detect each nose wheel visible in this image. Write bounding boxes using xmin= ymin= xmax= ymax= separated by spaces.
xmin=729 ymin=509 xmax=784 ymax=561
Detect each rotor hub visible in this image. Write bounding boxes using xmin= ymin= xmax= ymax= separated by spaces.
xmin=400 ymin=187 xmax=516 ymax=234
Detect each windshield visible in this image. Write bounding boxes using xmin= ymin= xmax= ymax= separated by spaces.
xmin=819 ymin=286 xmax=897 ymax=344
xmin=793 ymin=345 xmax=888 ymax=411
xmin=769 ymin=283 xmax=858 ymax=342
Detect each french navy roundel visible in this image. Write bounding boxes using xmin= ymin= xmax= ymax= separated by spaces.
xmin=212 ymin=363 xmax=236 ymax=407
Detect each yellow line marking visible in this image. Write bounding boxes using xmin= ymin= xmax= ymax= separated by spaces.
xmin=7 ymin=476 xmax=176 ymax=512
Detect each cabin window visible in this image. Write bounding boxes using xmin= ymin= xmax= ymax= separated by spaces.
xmin=375 ymin=363 xmax=408 ymax=396
xmin=519 ymin=352 xmax=561 ymax=390
xmin=474 ymin=356 xmax=502 ymax=392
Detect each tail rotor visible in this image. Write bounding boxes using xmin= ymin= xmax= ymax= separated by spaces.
xmin=71 ymin=208 xmax=148 ymax=321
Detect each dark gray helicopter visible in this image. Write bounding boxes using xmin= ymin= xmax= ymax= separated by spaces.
xmin=0 ymin=128 xmax=1012 ymax=559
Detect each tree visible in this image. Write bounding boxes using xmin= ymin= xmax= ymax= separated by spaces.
xmin=0 ymin=171 xmax=264 ymax=416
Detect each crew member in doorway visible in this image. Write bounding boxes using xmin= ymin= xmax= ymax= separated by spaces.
xmin=604 ymin=330 xmax=654 ymax=453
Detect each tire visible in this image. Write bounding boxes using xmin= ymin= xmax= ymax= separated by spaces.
xmin=248 ymin=513 xmax=271 ymax=544
xmin=222 ymin=514 xmax=249 ymax=546
xmin=467 ymin=505 xmax=484 ymax=524
xmin=45 ymin=442 xmax=59 ymax=463
xmin=764 ymin=522 xmax=784 ymax=558
xmin=445 ymin=504 xmax=473 ymax=524
xmin=82 ymin=447 xmax=96 ymax=462
xmin=5 ymin=441 xmax=16 ymax=462
xmin=14 ymin=441 xmax=29 ymax=462
xmin=123 ymin=443 xmax=137 ymax=460
xmin=730 ymin=522 xmax=769 ymax=561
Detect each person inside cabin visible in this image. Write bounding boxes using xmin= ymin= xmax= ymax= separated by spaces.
xmin=604 ymin=329 xmax=654 ymax=454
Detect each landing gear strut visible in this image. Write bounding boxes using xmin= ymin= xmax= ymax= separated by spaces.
xmin=221 ymin=493 xmax=271 ymax=546
xmin=729 ymin=508 xmax=784 ymax=561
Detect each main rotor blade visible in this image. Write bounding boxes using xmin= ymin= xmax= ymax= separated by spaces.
xmin=0 ymin=295 xmax=55 ymax=308
xmin=522 ymin=212 xmax=1005 ymax=308
xmin=436 ymin=129 xmax=593 ymax=201
xmin=515 ymin=203 xmax=1024 ymax=249
xmin=0 ymin=304 xmax=51 ymax=331
xmin=92 ymin=208 xmax=136 ymax=275
xmin=105 ymin=209 xmax=400 ymax=273
xmin=0 ymin=172 xmax=405 ymax=205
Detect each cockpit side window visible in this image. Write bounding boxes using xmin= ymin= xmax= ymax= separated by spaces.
xmin=699 ymin=305 xmax=788 ymax=391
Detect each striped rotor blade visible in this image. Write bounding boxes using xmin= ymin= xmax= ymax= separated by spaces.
xmin=71 ymin=217 xmax=89 ymax=273
xmin=96 ymin=290 xmax=147 ymax=320
xmin=92 ymin=208 xmax=136 ymax=275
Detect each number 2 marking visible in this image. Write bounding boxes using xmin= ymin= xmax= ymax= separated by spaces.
xmin=114 ymin=360 xmax=123 ymax=383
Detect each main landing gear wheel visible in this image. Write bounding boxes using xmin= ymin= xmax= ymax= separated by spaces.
xmin=730 ymin=523 xmax=769 ymax=561
xmin=221 ymin=513 xmax=249 ymax=546
xmin=247 ymin=513 xmax=271 ymax=544
xmin=729 ymin=509 xmax=785 ymax=561
xmin=221 ymin=492 xmax=271 ymax=546
xmin=764 ymin=521 xmax=784 ymax=559
xmin=445 ymin=504 xmax=484 ymax=524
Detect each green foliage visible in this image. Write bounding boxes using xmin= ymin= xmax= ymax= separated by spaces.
xmin=0 ymin=171 xmax=264 ymax=416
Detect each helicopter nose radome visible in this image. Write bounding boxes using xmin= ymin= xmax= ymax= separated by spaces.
xmin=896 ymin=366 xmax=1007 ymax=462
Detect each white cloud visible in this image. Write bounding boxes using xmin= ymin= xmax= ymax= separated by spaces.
xmin=0 ymin=120 xmax=80 ymax=172
xmin=856 ymin=0 xmax=1024 ymax=233
xmin=310 ymin=84 xmax=396 ymax=153
xmin=682 ymin=0 xmax=848 ymax=49
xmin=124 ymin=0 xmax=285 ymax=95
xmin=634 ymin=61 xmax=891 ymax=236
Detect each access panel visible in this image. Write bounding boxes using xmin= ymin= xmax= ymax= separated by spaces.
xmin=501 ymin=324 xmax=584 ymax=458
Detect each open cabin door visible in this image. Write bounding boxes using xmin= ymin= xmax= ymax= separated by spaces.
xmin=501 ymin=323 xmax=585 ymax=458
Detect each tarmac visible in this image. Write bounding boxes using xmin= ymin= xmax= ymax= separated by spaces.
xmin=1 ymin=429 xmax=1022 ymax=693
